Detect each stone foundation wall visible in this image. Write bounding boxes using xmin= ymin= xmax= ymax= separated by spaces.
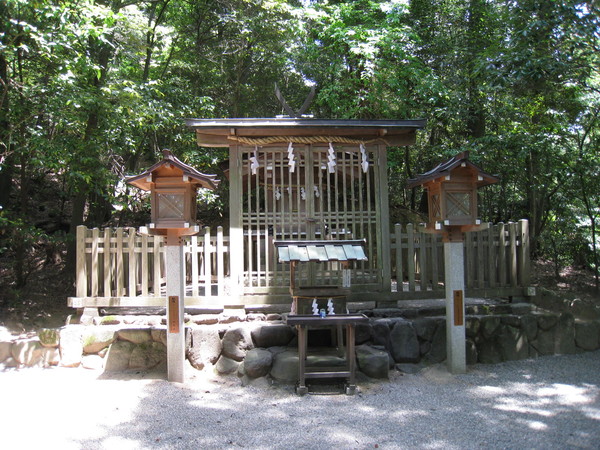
xmin=1 ymin=304 xmax=599 ymax=384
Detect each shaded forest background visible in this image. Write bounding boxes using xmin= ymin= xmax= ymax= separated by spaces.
xmin=1 ymin=0 xmax=599 ymax=314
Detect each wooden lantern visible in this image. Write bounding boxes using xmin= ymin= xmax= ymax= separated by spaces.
xmin=126 ymin=150 xmax=219 ymax=234
xmin=407 ymin=151 xmax=498 ymax=237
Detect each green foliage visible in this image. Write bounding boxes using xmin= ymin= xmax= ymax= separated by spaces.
xmin=0 ymin=0 xmax=599 ymax=289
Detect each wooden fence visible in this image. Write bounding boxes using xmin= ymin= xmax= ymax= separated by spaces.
xmin=71 ymin=226 xmax=229 ymax=308
xmin=389 ymin=220 xmax=530 ymax=298
xmin=69 ymin=220 xmax=530 ymax=308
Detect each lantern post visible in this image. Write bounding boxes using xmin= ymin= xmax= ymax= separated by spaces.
xmin=407 ymin=152 xmax=498 ymax=373
xmin=126 ymin=150 xmax=219 ymax=382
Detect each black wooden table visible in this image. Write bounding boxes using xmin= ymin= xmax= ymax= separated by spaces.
xmin=286 ymin=314 xmax=369 ymax=395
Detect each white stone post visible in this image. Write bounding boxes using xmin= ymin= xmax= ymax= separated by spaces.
xmin=165 ymin=231 xmax=185 ymax=383
xmin=444 ymin=239 xmax=466 ymax=374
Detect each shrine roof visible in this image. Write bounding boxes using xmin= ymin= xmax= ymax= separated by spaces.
xmin=126 ymin=149 xmax=219 ymax=191
xmin=406 ymin=151 xmax=498 ymax=189
xmin=185 ymin=118 xmax=426 ymax=147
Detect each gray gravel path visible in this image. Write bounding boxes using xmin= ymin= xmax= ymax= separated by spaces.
xmin=1 ymin=351 xmax=599 ymax=449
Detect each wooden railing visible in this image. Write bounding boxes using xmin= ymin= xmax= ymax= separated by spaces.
xmin=389 ymin=220 xmax=530 ymax=298
xmin=70 ymin=220 xmax=530 ymax=308
xmin=72 ymin=225 xmax=229 ymax=306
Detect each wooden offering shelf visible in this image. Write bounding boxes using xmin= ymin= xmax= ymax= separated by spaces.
xmin=286 ymin=314 xmax=369 ymax=395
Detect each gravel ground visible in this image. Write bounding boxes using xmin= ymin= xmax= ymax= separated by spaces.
xmin=1 ymin=351 xmax=599 ymax=450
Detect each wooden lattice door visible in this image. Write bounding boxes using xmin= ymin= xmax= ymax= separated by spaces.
xmin=238 ymin=143 xmax=381 ymax=291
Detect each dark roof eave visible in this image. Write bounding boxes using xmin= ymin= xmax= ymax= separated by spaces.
xmin=185 ymin=118 xmax=427 ymax=130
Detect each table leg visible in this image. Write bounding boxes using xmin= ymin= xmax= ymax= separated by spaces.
xmin=345 ymin=324 xmax=357 ymax=395
xmin=296 ymin=325 xmax=308 ymax=395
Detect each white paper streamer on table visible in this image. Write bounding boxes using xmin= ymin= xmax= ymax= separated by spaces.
xmin=311 ymin=298 xmax=319 ymax=315
xmin=360 ymin=143 xmax=369 ymax=173
xmin=313 ymin=185 xmax=320 ymax=198
xmin=327 ymin=298 xmax=335 ymax=315
xmin=327 ymin=142 xmax=336 ymax=173
xmin=250 ymin=147 xmax=260 ymax=175
xmin=287 ymin=142 xmax=296 ymax=173
xmin=300 ymin=187 xmax=306 ymax=200
xmin=275 ymin=186 xmax=281 ymax=200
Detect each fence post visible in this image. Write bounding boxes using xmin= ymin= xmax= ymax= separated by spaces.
xmin=518 ymin=219 xmax=530 ymax=287
xmin=141 ymin=232 xmax=149 ymax=296
xmin=217 ymin=226 xmax=225 ymax=296
xmin=152 ymin=235 xmax=162 ymax=297
xmin=407 ymin=223 xmax=416 ymax=291
xmin=487 ymin=224 xmax=496 ymax=288
xmin=394 ymin=224 xmax=403 ymax=292
xmin=91 ymin=227 xmax=99 ymax=297
xmin=431 ymin=231 xmax=440 ymax=289
xmin=465 ymin=231 xmax=474 ymax=289
xmin=127 ymin=227 xmax=136 ymax=297
xmin=76 ymin=225 xmax=87 ymax=297
xmin=191 ymin=234 xmax=199 ymax=297
xmin=103 ymin=228 xmax=112 ymax=297
xmin=509 ymin=222 xmax=518 ymax=287
xmin=419 ymin=230 xmax=428 ymax=290
xmin=498 ymin=223 xmax=506 ymax=286
xmin=204 ymin=227 xmax=212 ymax=299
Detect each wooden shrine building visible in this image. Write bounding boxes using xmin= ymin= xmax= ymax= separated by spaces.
xmin=185 ymin=117 xmax=426 ymax=303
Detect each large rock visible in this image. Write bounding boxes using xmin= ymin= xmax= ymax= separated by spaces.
xmin=425 ymin=320 xmax=446 ymax=364
xmin=117 ymin=328 xmax=152 ymax=345
xmin=243 ymin=348 xmax=273 ymax=378
xmin=555 ymin=313 xmax=576 ymax=354
xmin=501 ymin=315 xmax=521 ymax=328
xmin=510 ymin=303 xmax=533 ymax=316
xmin=82 ymin=328 xmax=116 ymax=354
xmin=466 ymin=338 xmax=478 ymax=365
xmin=38 ymin=328 xmax=60 ymax=348
xmin=59 ymin=326 xmax=84 ymax=367
xmin=215 ymin=355 xmax=240 ymax=375
xmin=355 ymin=322 xmax=372 ymax=345
xmin=531 ymin=329 xmax=555 ymax=356
xmin=356 ymin=345 xmax=389 ymax=379
xmin=575 ymin=321 xmax=600 ymax=351
xmin=477 ymin=339 xmax=503 ymax=364
xmin=151 ymin=328 xmax=168 ymax=346
xmin=497 ymin=325 xmax=529 ymax=361
xmin=129 ymin=342 xmax=166 ymax=370
xmin=270 ymin=349 xmax=299 ymax=383
xmin=537 ymin=313 xmax=558 ymax=331
xmin=219 ymin=309 xmax=247 ymax=324
xmin=371 ymin=319 xmax=392 ymax=349
xmin=104 ymin=340 xmax=136 ymax=372
xmin=190 ymin=314 xmax=220 ymax=325
xmin=186 ymin=327 xmax=222 ymax=370
xmin=520 ymin=314 xmax=538 ymax=341
xmin=569 ymin=298 xmax=600 ymax=320
xmin=0 ymin=341 xmax=12 ymax=363
xmin=42 ymin=347 xmax=61 ymax=367
xmin=413 ymin=318 xmax=438 ymax=341
xmin=465 ymin=317 xmax=480 ymax=338
xmin=11 ymin=339 xmax=43 ymax=366
xmin=480 ymin=316 xmax=502 ymax=339
xmin=251 ymin=324 xmax=294 ymax=348
xmin=389 ymin=320 xmax=419 ymax=363
xmin=222 ymin=327 xmax=254 ymax=362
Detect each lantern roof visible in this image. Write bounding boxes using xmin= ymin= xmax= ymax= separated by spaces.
xmin=126 ymin=149 xmax=219 ymax=191
xmin=406 ymin=151 xmax=498 ymax=189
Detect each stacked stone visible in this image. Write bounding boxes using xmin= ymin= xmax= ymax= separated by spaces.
xmin=2 ymin=302 xmax=599 ymax=385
